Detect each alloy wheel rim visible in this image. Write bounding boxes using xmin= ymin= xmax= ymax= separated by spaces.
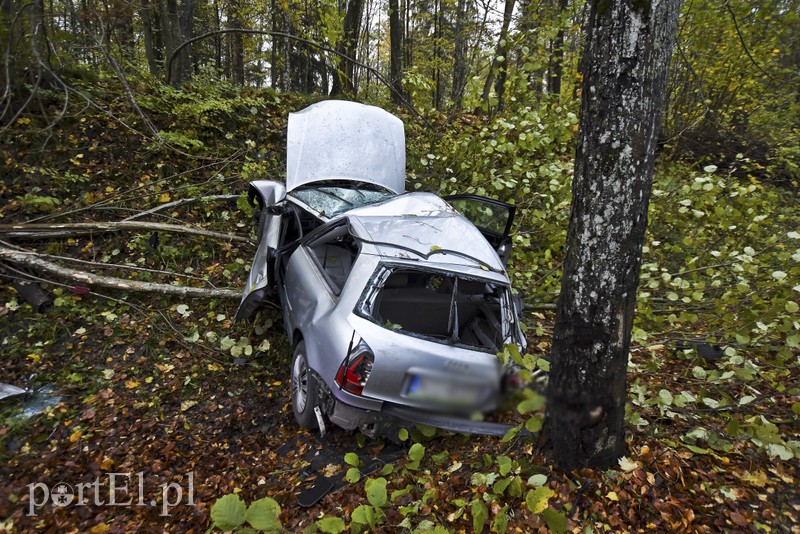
xmin=292 ymin=354 xmax=308 ymax=413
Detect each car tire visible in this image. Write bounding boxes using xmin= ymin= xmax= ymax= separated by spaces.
xmin=291 ymin=341 xmax=319 ymax=429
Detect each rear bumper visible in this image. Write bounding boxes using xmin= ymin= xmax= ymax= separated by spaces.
xmin=381 ymin=403 xmax=528 ymax=437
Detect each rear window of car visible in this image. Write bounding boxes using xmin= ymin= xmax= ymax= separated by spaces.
xmin=358 ymin=267 xmax=513 ymax=353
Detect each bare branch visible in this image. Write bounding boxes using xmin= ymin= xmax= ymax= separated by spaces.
xmin=166 ymin=28 xmax=434 ymax=129
xmin=122 ymin=194 xmax=239 ymax=221
xmin=0 ymin=243 xmax=241 ymax=299
xmin=0 ymin=221 xmax=250 ymax=243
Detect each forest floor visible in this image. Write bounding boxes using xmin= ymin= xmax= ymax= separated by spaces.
xmin=0 ymin=296 xmax=797 ymax=532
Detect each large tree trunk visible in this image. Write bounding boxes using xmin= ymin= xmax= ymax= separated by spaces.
xmin=389 ymin=0 xmax=406 ymax=104
xmin=545 ymin=0 xmax=680 ymax=470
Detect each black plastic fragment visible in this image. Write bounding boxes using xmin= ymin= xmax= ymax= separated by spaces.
xmin=296 ymin=475 xmax=335 ymax=508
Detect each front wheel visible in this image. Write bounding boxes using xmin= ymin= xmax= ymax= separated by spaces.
xmin=291 ymin=341 xmax=319 ymax=428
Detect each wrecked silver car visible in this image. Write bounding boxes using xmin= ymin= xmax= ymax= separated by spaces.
xmin=236 ymin=100 xmax=526 ymax=436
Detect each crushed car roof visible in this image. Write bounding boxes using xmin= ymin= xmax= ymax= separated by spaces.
xmin=345 ymin=193 xmax=507 ymax=275
xmin=286 ymin=100 xmax=406 ymax=194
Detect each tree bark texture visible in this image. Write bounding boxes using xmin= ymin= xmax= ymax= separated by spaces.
xmin=546 ymin=0 xmax=680 ymax=470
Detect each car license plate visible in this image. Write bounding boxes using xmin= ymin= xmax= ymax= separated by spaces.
xmin=407 ymin=375 xmax=483 ymax=405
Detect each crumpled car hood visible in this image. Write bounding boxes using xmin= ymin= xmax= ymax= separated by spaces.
xmin=286 ymin=100 xmax=406 ymax=194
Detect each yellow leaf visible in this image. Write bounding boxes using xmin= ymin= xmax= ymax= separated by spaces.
xmin=618 ymin=456 xmax=639 ymax=472
xmin=69 ymin=430 xmax=83 ymax=443
xmin=124 ymin=380 xmax=140 ymax=389
xmin=159 ymin=193 xmax=171 ymax=203
xmin=272 ymin=381 xmax=282 ymax=386
xmin=207 ymin=363 xmax=223 ymax=372
xmin=89 ymin=524 xmax=110 ymax=533
xmin=100 ymin=457 xmax=114 ymax=470
xmin=180 ymin=400 xmax=198 ymax=412
xmin=606 ymin=491 xmax=619 ymax=501
xmin=742 ymin=470 xmax=768 ymax=488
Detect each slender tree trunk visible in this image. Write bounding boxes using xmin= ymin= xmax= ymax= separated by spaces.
xmin=389 ymin=0 xmax=406 ymax=103
xmin=116 ymin=4 xmax=135 ymax=63
xmin=548 ymin=0 xmax=568 ymax=98
xmin=270 ymin=0 xmax=279 ymax=88
xmin=545 ymin=0 xmax=680 ymax=470
xmin=451 ymin=0 xmax=468 ymax=109
xmin=159 ymin=0 xmax=175 ymax=81
xmin=29 ymin=0 xmax=51 ymax=72
xmin=481 ymin=0 xmax=515 ymax=111
xmin=331 ymin=0 xmax=364 ymax=96
xmin=178 ymin=0 xmax=193 ymax=82
xmin=140 ymin=0 xmax=159 ymax=75
xmin=432 ymin=0 xmax=441 ymax=109
xmin=229 ymin=0 xmax=244 ymax=84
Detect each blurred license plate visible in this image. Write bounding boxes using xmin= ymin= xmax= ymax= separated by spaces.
xmin=407 ymin=375 xmax=482 ymax=405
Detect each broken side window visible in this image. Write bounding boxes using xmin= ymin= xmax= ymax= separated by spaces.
xmin=359 ymin=267 xmax=513 ymax=353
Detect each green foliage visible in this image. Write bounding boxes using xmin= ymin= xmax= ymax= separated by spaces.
xmin=407 ymin=443 xmax=426 ymax=470
xmin=315 ymin=516 xmax=345 ymax=534
xmin=210 ymin=494 xmax=281 ymax=532
xmin=17 ymin=192 xmax=62 ymax=213
xmin=365 ymin=477 xmax=388 ymax=508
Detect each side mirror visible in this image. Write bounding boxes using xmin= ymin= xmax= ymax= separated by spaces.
xmin=497 ymin=237 xmax=512 ymax=265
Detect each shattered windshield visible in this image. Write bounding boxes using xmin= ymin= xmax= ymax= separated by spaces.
xmin=291 ymin=184 xmax=395 ymax=218
xmin=359 ymin=267 xmax=517 ymax=353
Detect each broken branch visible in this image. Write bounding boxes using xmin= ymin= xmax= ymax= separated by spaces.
xmin=122 ymin=194 xmax=239 ymax=221
xmin=0 ymin=243 xmax=241 ymax=299
xmin=0 ymin=221 xmax=250 ymax=243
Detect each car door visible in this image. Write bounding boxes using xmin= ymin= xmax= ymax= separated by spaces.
xmin=235 ymin=180 xmax=287 ymax=321
xmin=444 ymin=195 xmax=516 ymax=264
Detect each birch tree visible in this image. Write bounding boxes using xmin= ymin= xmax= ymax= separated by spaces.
xmin=546 ymin=0 xmax=681 ymax=469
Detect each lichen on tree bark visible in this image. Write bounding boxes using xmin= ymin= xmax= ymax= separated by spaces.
xmin=545 ymin=0 xmax=680 ymax=469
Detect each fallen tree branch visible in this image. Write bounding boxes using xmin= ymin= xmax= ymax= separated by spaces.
xmin=122 ymin=194 xmax=239 ymax=221
xmin=0 ymin=243 xmax=241 ymax=299
xmin=0 ymin=221 xmax=250 ymax=243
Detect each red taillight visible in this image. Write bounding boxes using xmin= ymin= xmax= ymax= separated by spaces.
xmin=336 ymin=352 xmax=374 ymax=395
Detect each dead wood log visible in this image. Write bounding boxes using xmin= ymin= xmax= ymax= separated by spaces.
xmin=0 ymin=244 xmax=241 ymax=299
xmin=0 ymin=221 xmax=250 ymax=243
